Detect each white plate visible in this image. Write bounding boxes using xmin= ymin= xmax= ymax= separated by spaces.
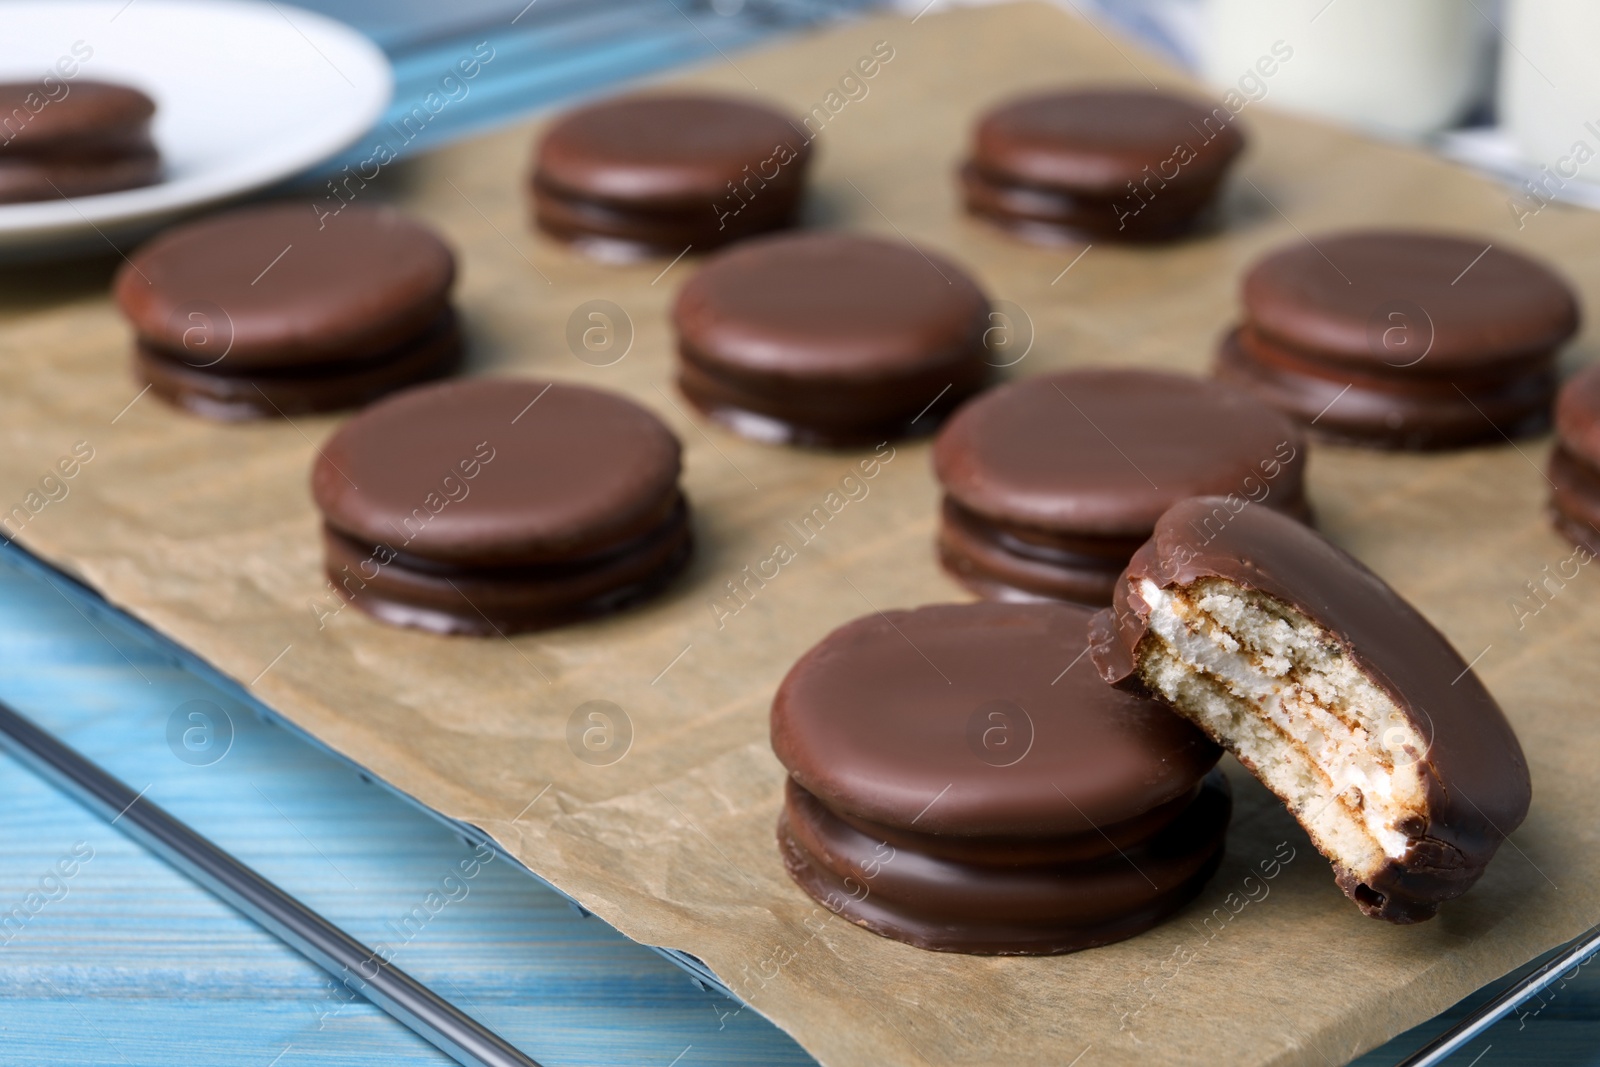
xmin=0 ymin=0 xmax=391 ymax=260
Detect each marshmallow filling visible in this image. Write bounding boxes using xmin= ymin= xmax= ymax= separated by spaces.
xmin=1133 ymin=576 xmax=1430 ymax=886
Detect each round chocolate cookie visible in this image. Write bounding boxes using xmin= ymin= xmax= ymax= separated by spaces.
xmin=530 ymin=93 xmax=812 ymax=261
xmin=933 ymin=368 xmax=1310 ymax=605
xmin=960 ymin=88 xmax=1245 ymax=244
xmin=114 ymin=203 xmax=461 ymax=420
xmin=1217 ymin=231 xmax=1580 ymax=449
xmin=311 ymin=378 xmax=690 ymax=635
xmin=771 ymin=600 xmax=1228 ymax=954
xmin=0 ymin=80 xmax=161 ymax=202
xmin=673 ymin=232 xmax=992 ymax=446
xmin=1548 ymin=365 xmax=1600 ymax=553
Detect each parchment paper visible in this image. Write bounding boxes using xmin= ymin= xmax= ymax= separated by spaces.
xmin=3 ymin=5 xmax=1598 ymax=1064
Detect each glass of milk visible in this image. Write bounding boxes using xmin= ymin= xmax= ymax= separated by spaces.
xmin=1199 ymin=0 xmax=1492 ymax=138
xmin=1499 ymin=0 xmax=1600 ymax=186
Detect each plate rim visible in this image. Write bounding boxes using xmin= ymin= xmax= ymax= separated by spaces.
xmin=0 ymin=0 xmax=394 ymax=246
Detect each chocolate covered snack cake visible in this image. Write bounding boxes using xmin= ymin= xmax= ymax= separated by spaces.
xmin=1090 ymin=498 xmax=1532 ymax=923
xmin=772 ymin=600 xmax=1229 ymax=954
xmin=0 ymin=79 xmax=160 ymax=203
xmin=530 ymin=93 xmax=812 ymax=260
xmin=1216 ymin=231 xmax=1580 ymax=449
xmin=960 ymin=87 xmax=1245 ymax=243
xmin=311 ymin=378 xmax=690 ymax=635
xmin=933 ymin=368 xmax=1309 ymax=604
xmin=114 ymin=203 xmax=461 ymax=420
xmin=674 ymin=232 xmax=992 ymax=446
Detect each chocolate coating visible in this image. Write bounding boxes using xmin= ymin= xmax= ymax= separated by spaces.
xmin=319 ymin=500 xmax=691 ymax=635
xmin=962 ymin=88 xmax=1244 ymax=243
xmin=780 ymin=772 xmax=1230 ymax=955
xmin=113 ymin=203 xmax=459 ymax=419
xmin=1244 ymin=232 xmax=1579 ymax=368
xmin=531 ymin=93 xmax=811 ymax=259
xmin=771 ymin=600 xmax=1225 ymax=953
xmin=673 ymin=232 xmax=992 ymax=446
xmin=959 ymin=161 xmax=1218 ymax=244
xmin=0 ymin=81 xmax=160 ymax=203
xmin=0 ymin=150 xmax=161 ymax=203
xmin=134 ymin=310 xmax=462 ymax=421
xmin=937 ymin=497 xmax=1148 ymax=605
xmin=1089 ymin=497 xmax=1533 ymax=922
xmin=532 ymin=178 xmax=797 ymax=260
xmin=0 ymin=81 xmax=155 ymax=155
xmin=1549 ymin=366 xmax=1600 ymax=552
xmin=1547 ymin=446 xmax=1600 ymax=555
xmin=1220 ymin=231 xmax=1580 ymax=448
xmin=773 ymin=601 xmax=1220 ymax=834
xmin=933 ymin=369 xmax=1310 ymax=604
xmin=1216 ymin=327 xmax=1556 ymax=450
xmin=311 ymin=378 xmax=690 ymax=634
xmin=1555 ymin=365 xmax=1600 ymax=469
xmin=118 ymin=203 xmax=455 ymax=368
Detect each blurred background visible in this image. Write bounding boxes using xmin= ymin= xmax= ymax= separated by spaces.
xmin=296 ymin=0 xmax=1600 ymax=211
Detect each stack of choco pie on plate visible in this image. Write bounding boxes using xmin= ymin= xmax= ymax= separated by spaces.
xmin=0 ymin=78 xmax=161 ymax=203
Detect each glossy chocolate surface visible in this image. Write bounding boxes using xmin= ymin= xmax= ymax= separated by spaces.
xmin=772 ymin=601 xmax=1220 ymax=837
xmin=530 ymin=93 xmax=811 ymax=256
xmin=534 ymin=93 xmax=811 ymax=207
xmin=313 ymin=378 xmax=683 ymax=566
xmin=676 ymin=232 xmax=990 ymax=380
xmin=320 ymin=499 xmax=691 ymax=636
xmin=967 ymin=88 xmax=1244 ymax=194
xmin=134 ymin=310 xmax=461 ymax=421
xmin=959 ymin=160 xmax=1219 ymax=243
xmin=1555 ymin=364 xmax=1600 ymax=469
xmin=0 ymin=150 xmax=160 ymax=203
xmin=674 ymin=232 xmax=991 ymax=443
xmin=1216 ymin=327 xmax=1555 ymax=449
xmin=935 ymin=368 xmax=1309 ymax=603
xmin=1548 ymin=446 xmax=1600 ymax=554
xmin=1550 ymin=368 xmax=1600 ymax=552
xmin=936 ymin=498 xmax=1138 ymax=605
xmin=0 ymin=80 xmax=159 ymax=203
xmin=530 ymin=176 xmax=801 ymax=260
xmin=115 ymin=203 xmax=456 ymax=370
xmin=0 ymin=81 xmax=155 ymax=155
xmin=1089 ymin=497 xmax=1533 ymax=922
xmin=1242 ymin=231 xmax=1579 ymax=370
xmin=779 ymin=771 xmax=1229 ymax=954
xmin=936 ymin=369 xmax=1308 ymax=536
xmin=772 ymin=599 xmax=1227 ymax=954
